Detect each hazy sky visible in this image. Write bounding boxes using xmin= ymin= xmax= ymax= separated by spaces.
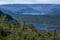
xmin=0 ymin=0 xmax=60 ymax=4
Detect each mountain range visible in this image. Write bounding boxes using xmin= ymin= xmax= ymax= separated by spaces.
xmin=0 ymin=4 xmax=60 ymax=30
xmin=0 ymin=4 xmax=60 ymax=15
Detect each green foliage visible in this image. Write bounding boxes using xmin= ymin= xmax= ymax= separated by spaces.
xmin=0 ymin=13 xmax=60 ymax=40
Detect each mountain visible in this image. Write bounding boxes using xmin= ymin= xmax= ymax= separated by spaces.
xmin=17 ymin=8 xmax=41 ymax=14
xmin=0 ymin=4 xmax=60 ymax=30
xmin=0 ymin=4 xmax=60 ymax=15
xmin=46 ymin=5 xmax=60 ymax=15
xmin=0 ymin=4 xmax=60 ymax=40
xmin=10 ymin=14 xmax=60 ymax=30
xmin=11 ymin=14 xmax=60 ymax=30
xmin=0 ymin=10 xmax=13 ymax=21
xmin=0 ymin=8 xmax=14 ymax=15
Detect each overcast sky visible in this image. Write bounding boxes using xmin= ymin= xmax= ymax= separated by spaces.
xmin=0 ymin=0 xmax=60 ymax=4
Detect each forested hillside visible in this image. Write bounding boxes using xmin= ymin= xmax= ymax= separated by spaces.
xmin=0 ymin=11 xmax=60 ymax=40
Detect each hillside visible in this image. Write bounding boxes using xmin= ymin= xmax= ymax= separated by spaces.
xmin=0 ymin=11 xmax=20 ymax=40
xmin=11 ymin=14 xmax=60 ymax=26
xmin=0 ymin=10 xmax=60 ymax=40
xmin=0 ymin=4 xmax=60 ymax=40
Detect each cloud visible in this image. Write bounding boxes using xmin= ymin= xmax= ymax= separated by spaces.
xmin=12 ymin=0 xmax=36 ymax=4
xmin=0 ymin=0 xmax=60 ymax=4
xmin=11 ymin=0 xmax=60 ymax=4
xmin=34 ymin=0 xmax=60 ymax=4
xmin=0 ymin=1 xmax=9 ymax=4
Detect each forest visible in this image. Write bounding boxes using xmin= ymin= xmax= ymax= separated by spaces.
xmin=0 ymin=11 xmax=60 ymax=40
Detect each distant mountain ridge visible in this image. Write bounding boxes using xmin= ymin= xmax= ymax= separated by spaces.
xmin=0 ymin=4 xmax=60 ymax=30
xmin=0 ymin=4 xmax=60 ymax=15
xmin=17 ymin=8 xmax=41 ymax=13
xmin=0 ymin=4 xmax=60 ymax=25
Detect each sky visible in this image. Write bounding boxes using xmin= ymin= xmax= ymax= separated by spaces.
xmin=0 ymin=0 xmax=60 ymax=5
